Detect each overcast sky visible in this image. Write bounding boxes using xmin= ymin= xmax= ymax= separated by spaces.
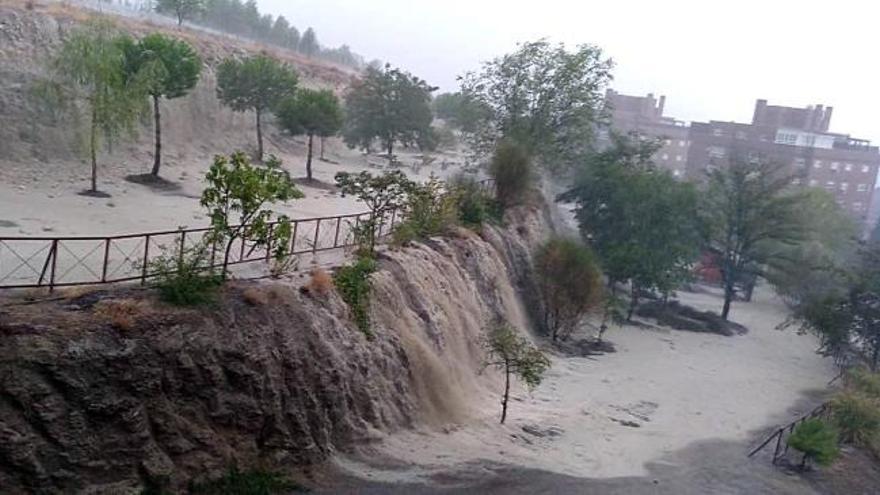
xmin=260 ymin=0 xmax=879 ymax=142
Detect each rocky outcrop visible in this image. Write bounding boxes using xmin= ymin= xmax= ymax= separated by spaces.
xmin=0 ymin=203 xmax=552 ymax=493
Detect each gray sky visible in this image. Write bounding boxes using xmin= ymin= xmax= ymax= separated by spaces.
xmin=260 ymin=0 xmax=879 ymax=142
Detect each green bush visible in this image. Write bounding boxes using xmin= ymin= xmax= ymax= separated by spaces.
xmin=190 ymin=467 xmax=303 ymax=495
xmin=849 ymin=368 xmax=880 ymax=399
xmin=448 ymin=174 xmax=497 ymax=227
xmin=334 ymin=256 xmax=377 ymax=337
xmin=489 ymin=140 xmax=532 ymax=209
xmin=788 ymin=419 xmax=839 ymax=468
xmin=392 ymin=176 xmax=458 ymax=245
xmin=830 ymin=392 xmax=880 ymax=445
xmin=151 ymin=242 xmax=223 ymax=306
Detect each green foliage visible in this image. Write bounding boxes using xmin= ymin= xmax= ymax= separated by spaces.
xmin=334 ymin=257 xmax=377 ymax=337
xmin=484 ymin=322 xmax=551 ymax=423
xmin=787 ymin=419 xmax=840 ymax=468
xmin=200 ymin=152 xmax=303 ymax=276
xmin=830 ymin=392 xmax=880 ymax=445
xmin=120 ymin=32 xmax=202 ymax=176
xmin=460 ymin=40 xmax=613 ymax=168
xmin=216 ymin=55 xmax=298 ymax=161
xmin=46 ymin=20 xmax=148 ymax=192
xmin=534 ymin=238 xmax=603 ymax=341
xmin=335 ymin=171 xmax=414 ymax=255
xmin=489 ymin=140 xmax=532 ymax=209
xmin=342 ymin=64 xmax=436 ymax=156
xmin=701 ymin=156 xmax=808 ymax=319
xmin=155 ymin=0 xmax=205 ymax=25
xmin=275 ymin=88 xmax=343 ymax=179
xmin=850 ymin=368 xmax=880 ymax=398
xmin=432 ymin=92 xmax=491 ymax=133
xmin=151 ymin=242 xmax=222 ymax=306
xmin=190 ymin=466 xmax=303 ymax=495
xmin=299 ymin=27 xmax=319 ymax=57
xmin=560 ymin=133 xmax=701 ymax=318
xmin=392 ymin=176 xmax=459 ymax=245
xmin=447 ymin=175 xmax=496 ymax=227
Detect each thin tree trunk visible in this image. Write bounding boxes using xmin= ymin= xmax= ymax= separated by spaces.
xmin=222 ymin=237 xmax=236 ymax=280
xmin=306 ymin=133 xmax=314 ymax=180
xmin=501 ymin=360 xmax=510 ymax=424
xmin=627 ymin=283 xmax=639 ymax=321
xmin=151 ymin=94 xmax=162 ymax=176
xmin=722 ymin=283 xmax=734 ymax=320
xmin=320 ymin=136 xmax=325 ymax=160
xmin=90 ymin=104 xmax=98 ymax=193
xmin=387 ymin=140 xmax=394 ymax=164
xmin=255 ymin=107 xmax=263 ymax=162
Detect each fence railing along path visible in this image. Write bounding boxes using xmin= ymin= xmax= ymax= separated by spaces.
xmin=0 ymin=209 xmax=398 ymax=291
xmin=746 ymin=402 xmax=830 ymax=464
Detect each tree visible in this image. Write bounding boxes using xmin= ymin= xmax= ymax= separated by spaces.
xmin=702 ymin=157 xmax=808 ymax=319
xmin=489 ymin=140 xmax=532 ymax=209
xmin=483 ymin=323 xmax=551 ymax=424
xmin=200 ymin=152 xmax=303 ymax=277
xmin=275 ymin=89 xmax=343 ymax=181
xmin=155 ymin=0 xmax=204 ymax=26
xmin=560 ymin=133 xmax=701 ymax=318
xmin=342 ymin=64 xmax=436 ymax=159
xmin=534 ymin=238 xmax=603 ymax=341
xmin=334 ymin=171 xmax=413 ymax=256
xmin=216 ymin=55 xmax=298 ymax=162
xmin=45 ymin=21 xmax=147 ymax=194
xmin=460 ymin=40 xmax=613 ymax=168
xmin=299 ymin=27 xmax=319 ymax=57
xmin=121 ymin=33 xmax=202 ymax=177
xmin=432 ymin=92 xmax=491 ymax=133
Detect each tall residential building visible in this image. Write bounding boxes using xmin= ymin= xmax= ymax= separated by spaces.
xmin=602 ymin=90 xmax=690 ymax=178
xmin=686 ymin=100 xmax=880 ymax=226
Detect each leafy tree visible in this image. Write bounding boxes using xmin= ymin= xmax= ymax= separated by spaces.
xmin=299 ymin=27 xmax=319 ymax=57
xmin=46 ymin=21 xmax=147 ymax=194
xmin=155 ymin=0 xmax=205 ymax=26
xmin=121 ymin=33 xmax=201 ymax=177
xmin=489 ymin=140 xmax=533 ymax=209
xmin=216 ymin=55 xmax=298 ymax=162
xmin=433 ymin=92 xmax=491 ymax=133
xmin=702 ymin=157 xmax=808 ymax=319
xmin=334 ymin=170 xmax=413 ymax=255
xmin=334 ymin=256 xmax=378 ymax=337
xmin=392 ymin=176 xmax=459 ymax=245
xmin=561 ymin=133 xmax=701 ymax=318
xmin=200 ymin=152 xmax=303 ymax=277
xmin=534 ymin=238 xmax=603 ymax=341
xmin=483 ymin=323 xmax=551 ymax=424
xmin=343 ymin=64 xmax=436 ymax=159
xmin=787 ymin=419 xmax=839 ymax=469
xmin=276 ymin=89 xmax=343 ymax=180
xmin=460 ymin=39 xmax=613 ymax=168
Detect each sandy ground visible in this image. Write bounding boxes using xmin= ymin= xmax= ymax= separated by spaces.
xmin=327 ymin=287 xmax=835 ymax=490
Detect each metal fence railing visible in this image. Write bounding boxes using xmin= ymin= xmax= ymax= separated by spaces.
xmin=0 ymin=209 xmax=397 ymax=291
xmin=746 ymin=402 xmax=831 ymax=464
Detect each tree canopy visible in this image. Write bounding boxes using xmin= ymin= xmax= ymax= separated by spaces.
xmin=342 ymin=64 xmax=436 ymax=157
xmin=216 ymin=55 xmax=298 ymax=161
xmin=121 ymin=33 xmax=202 ymax=176
xmin=276 ymin=88 xmax=343 ymax=180
xmin=155 ymin=0 xmax=205 ymax=26
xmin=460 ymin=39 xmax=613 ymax=169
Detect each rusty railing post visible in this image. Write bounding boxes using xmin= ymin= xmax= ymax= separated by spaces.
xmin=312 ymin=219 xmax=321 ymax=253
xmin=101 ymin=238 xmax=111 ymax=282
xmin=290 ymin=219 xmax=299 ymax=254
xmin=333 ymin=216 xmax=342 ymax=247
xmin=48 ymin=239 xmax=58 ymax=292
xmin=141 ymin=234 xmax=151 ymax=285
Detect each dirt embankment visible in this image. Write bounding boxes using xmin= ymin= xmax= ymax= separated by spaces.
xmin=0 ymin=202 xmax=553 ymax=494
xmin=0 ymin=1 xmax=357 ymax=182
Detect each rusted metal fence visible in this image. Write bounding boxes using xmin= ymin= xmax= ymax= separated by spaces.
xmin=746 ymin=402 xmax=830 ymax=464
xmin=0 ymin=209 xmax=398 ymax=291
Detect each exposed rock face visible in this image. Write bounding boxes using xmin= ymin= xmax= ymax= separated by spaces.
xmin=0 ymin=204 xmax=552 ymax=493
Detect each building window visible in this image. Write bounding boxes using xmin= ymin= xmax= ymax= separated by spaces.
xmin=665 ymin=139 xmax=672 ymax=146
xmin=840 ymin=182 xmax=849 ymax=191
xmin=825 ymin=181 xmax=835 ymax=189
xmin=675 ymin=155 xmax=682 ymax=162
xmin=809 ymin=179 xmax=818 ymax=187
xmin=863 ymin=165 xmax=871 ymax=173
xmin=736 ymin=131 xmax=747 ymax=140
xmin=794 ymin=158 xmax=806 ymax=167
xmin=814 ymin=160 xmax=822 ymax=169
xmin=662 ymin=153 xmax=669 ymax=160
xmin=712 ymin=128 xmax=723 ymax=137
xmin=776 ymin=131 xmax=797 ymax=145
xmin=830 ymin=162 xmax=840 ymax=171
xmin=792 ymin=178 xmax=802 ymax=185
xmin=673 ymin=169 xmax=682 ymax=177
xmin=854 ymin=202 xmax=864 ymax=211
xmin=679 ymin=140 xmax=686 ymax=147
xmin=857 ymin=184 xmax=868 ymax=192
xmin=708 ymin=146 xmax=726 ymax=159
xmin=845 ymin=163 xmax=853 ymax=172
